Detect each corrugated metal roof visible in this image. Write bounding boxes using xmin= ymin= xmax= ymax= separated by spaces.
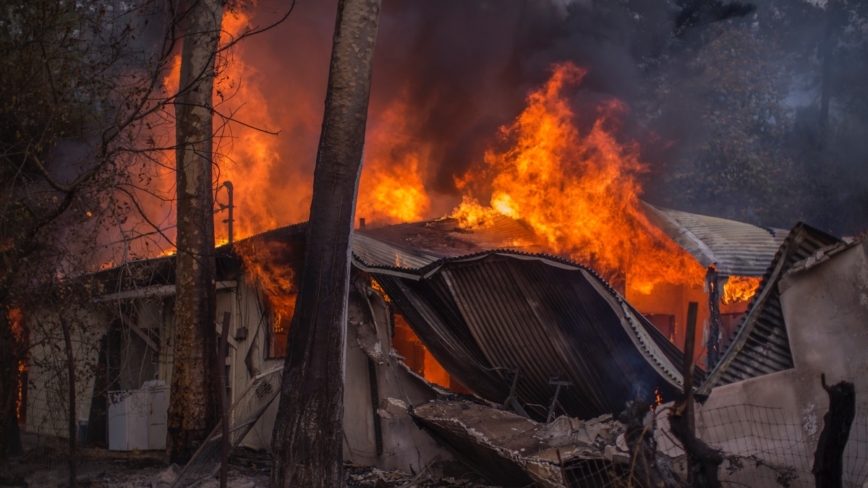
xmin=352 ymin=233 xmax=440 ymax=270
xmin=352 ymin=216 xmax=544 ymax=269
xmin=642 ymin=203 xmax=787 ymax=277
xmin=698 ymin=223 xmax=841 ymax=394
xmin=359 ymin=250 xmax=702 ymax=420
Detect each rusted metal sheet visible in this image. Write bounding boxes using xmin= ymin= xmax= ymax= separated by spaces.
xmin=356 ymin=249 xmax=701 ymax=420
xmin=699 ymin=223 xmax=841 ymax=394
xmin=643 ymin=203 xmax=787 ymax=277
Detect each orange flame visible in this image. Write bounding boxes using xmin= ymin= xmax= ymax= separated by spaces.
xmin=453 ymin=63 xmax=705 ymax=294
xmin=722 ymin=276 xmax=761 ymax=304
xmin=234 ymin=238 xmax=297 ymax=355
xmin=357 ymin=95 xmax=431 ymax=224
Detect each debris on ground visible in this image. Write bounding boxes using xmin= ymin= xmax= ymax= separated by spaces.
xmin=410 ymin=399 xmax=631 ymax=488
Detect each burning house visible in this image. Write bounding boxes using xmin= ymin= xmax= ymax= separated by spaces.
xmin=12 ymin=25 xmax=866 ymax=486
xmin=21 ymin=198 xmax=787 ymax=467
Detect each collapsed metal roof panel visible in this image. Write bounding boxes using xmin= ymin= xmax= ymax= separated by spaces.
xmin=699 ymin=223 xmax=842 ymax=394
xmin=360 ymin=250 xmax=702 ymax=420
xmin=642 ymin=203 xmax=787 ymax=277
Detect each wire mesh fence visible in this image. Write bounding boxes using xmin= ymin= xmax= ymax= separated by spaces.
xmin=172 ymin=365 xmax=284 ymax=488
xmin=563 ymin=403 xmax=868 ymax=488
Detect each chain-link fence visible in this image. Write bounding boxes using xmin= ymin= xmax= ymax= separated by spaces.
xmin=563 ymin=403 xmax=868 ymax=488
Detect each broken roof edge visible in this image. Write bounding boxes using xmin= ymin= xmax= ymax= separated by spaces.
xmin=641 ymin=202 xmax=788 ymax=277
xmin=643 ymin=202 xmax=718 ymax=269
xmin=697 ymin=222 xmax=842 ymax=396
xmin=355 ymin=248 xmax=702 ymax=392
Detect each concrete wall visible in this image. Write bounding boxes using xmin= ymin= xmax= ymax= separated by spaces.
xmin=676 ymin=240 xmax=868 ymax=486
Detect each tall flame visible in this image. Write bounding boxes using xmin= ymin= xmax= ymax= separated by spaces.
xmin=357 ymin=95 xmax=431 ymax=224
xmin=453 ymin=63 xmax=705 ymax=294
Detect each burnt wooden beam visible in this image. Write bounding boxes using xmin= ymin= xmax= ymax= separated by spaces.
xmin=812 ymin=373 xmax=856 ymax=488
xmin=670 ymin=301 xmax=725 ymax=487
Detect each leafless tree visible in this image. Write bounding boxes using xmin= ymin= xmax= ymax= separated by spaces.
xmin=269 ymin=0 xmax=382 ymax=486
xmin=0 ymin=0 xmax=293 ymax=474
xmin=167 ymin=0 xmax=226 ymax=464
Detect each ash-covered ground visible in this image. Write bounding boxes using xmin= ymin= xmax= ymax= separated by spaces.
xmin=0 ymin=447 xmax=499 ymax=488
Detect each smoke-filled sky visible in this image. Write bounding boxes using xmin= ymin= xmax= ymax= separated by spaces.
xmin=215 ymin=0 xmax=867 ymax=237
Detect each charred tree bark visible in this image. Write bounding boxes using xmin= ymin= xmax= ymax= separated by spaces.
xmin=269 ymin=1 xmax=381 ymax=487
xmin=670 ymin=301 xmax=724 ymax=487
xmin=706 ymin=268 xmax=722 ymax=370
xmin=812 ymin=374 xmax=856 ymax=488
xmin=619 ymin=399 xmax=678 ymax=488
xmin=0 ymin=304 xmax=25 ymax=462
xmin=168 ymin=0 xmax=225 ymax=465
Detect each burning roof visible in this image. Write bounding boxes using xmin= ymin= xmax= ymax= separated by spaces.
xmin=352 ymin=227 xmax=707 ymax=420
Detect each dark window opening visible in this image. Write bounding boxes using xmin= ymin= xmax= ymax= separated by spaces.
xmin=720 ymin=312 xmax=745 ymax=349
xmin=645 ymin=313 xmax=676 ymax=342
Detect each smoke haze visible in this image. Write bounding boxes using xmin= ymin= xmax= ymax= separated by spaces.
xmin=220 ymin=0 xmax=867 ymax=236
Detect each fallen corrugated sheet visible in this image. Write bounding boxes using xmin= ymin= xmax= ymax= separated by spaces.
xmin=355 ymin=248 xmax=702 ymax=420
xmin=410 ymin=399 xmax=629 ymax=488
xmin=698 ymin=222 xmax=842 ymax=394
xmin=642 ymin=203 xmax=787 ymax=277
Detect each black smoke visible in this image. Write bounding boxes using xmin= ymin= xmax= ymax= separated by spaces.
xmin=248 ymin=0 xmax=868 ymax=235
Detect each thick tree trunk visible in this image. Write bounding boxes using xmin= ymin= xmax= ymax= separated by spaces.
xmin=168 ymin=0 xmax=225 ymax=465
xmin=269 ymin=1 xmax=381 ymax=487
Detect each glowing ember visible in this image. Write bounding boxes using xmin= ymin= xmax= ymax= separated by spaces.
xmin=453 ymin=62 xmax=705 ymax=294
xmin=8 ymin=308 xmax=27 ymax=424
xmin=722 ymin=276 xmax=761 ymax=304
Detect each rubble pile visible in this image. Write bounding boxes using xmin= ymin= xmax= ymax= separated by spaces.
xmin=410 ymin=400 xmax=632 ymax=488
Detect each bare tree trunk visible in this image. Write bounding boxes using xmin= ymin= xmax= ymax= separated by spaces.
xmin=168 ymin=0 xmax=225 ymax=465
xmin=269 ymin=1 xmax=381 ymax=486
xmin=60 ymin=318 xmax=77 ymax=488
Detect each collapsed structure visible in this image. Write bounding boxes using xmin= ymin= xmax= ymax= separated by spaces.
xmin=17 ymin=204 xmax=868 ymax=487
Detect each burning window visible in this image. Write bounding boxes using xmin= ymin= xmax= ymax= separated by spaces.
xmin=235 ymin=238 xmax=300 ymax=359
xmin=644 ymin=313 xmax=676 ymax=342
xmin=391 ymin=312 xmax=469 ymax=393
xmin=266 ymin=296 xmax=296 ymax=358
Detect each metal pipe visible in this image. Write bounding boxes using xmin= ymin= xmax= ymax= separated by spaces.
xmin=222 ymin=181 xmax=234 ymax=244
xmin=218 ymin=311 xmax=231 ymax=488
